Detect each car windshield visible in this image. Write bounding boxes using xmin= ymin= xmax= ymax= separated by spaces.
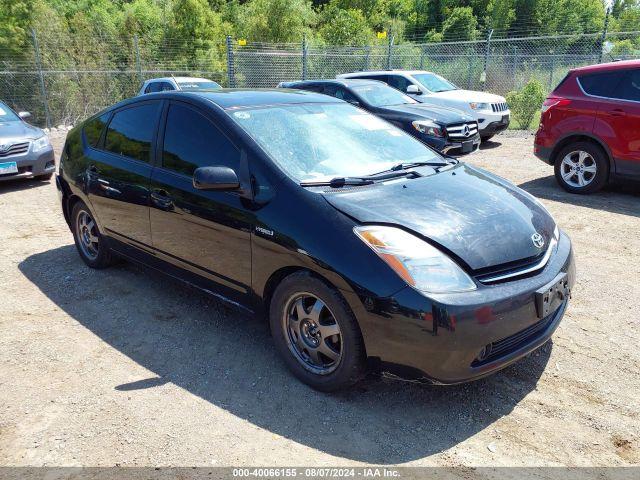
xmin=229 ymin=103 xmax=443 ymax=183
xmin=351 ymin=84 xmax=416 ymax=107
xmin=412 ymin=73 xmax=457 ymax=93
xmin=0 ymin=102 xmax=20 ymax=122
xmin=178 ymin=81 xmax=221 ymax=91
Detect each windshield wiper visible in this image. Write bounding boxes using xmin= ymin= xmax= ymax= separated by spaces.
xmin=300 ymin=177 xmax=374 ymax=188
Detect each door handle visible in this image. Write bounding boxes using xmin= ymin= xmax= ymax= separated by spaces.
xmin=150 ymin=189 xmax=174 ymax=211
xmin=609 ymin=109 xmax=626 ymax=117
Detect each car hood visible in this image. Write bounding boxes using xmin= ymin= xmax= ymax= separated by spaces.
xmin=377 ymin=103 xmax=474 ymax=124
xmin=429 ymin=89 xmax=505 ymax=103
xmin=0 ymin=121 xmax=43 ymax=142
xmin=322 ymin=163 xmax=555 ymax=271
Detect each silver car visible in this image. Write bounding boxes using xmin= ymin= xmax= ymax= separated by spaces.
xmin=0 ymin=101 xmax=55 ymax=182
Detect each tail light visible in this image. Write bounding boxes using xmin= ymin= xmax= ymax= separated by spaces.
xmin=541 ymin=96 xmax=571 ymax=113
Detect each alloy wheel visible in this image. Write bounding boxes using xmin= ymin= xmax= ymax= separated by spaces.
xmin=282 ymin=293 xmax=343 ymax=375
xmin=76 ymin=210 xmax=99 ymax=260
xmin=560 ymin=150 xmax=597 ymax=188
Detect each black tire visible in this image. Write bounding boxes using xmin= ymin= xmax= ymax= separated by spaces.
xmin=480 ymin=134 xmax=494 ymax=142
xmin=554 ymin=141 xmax=609 ymax=194
xmin=269 ymin=271 xmax=366 ymax=392
xmin=71 ymin=201 xmax=116 ymax=269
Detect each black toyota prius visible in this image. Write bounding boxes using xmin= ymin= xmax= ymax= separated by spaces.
xmin=57 ymin=89 xmax=575 ymax=391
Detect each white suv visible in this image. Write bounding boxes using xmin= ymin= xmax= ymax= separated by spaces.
xmin=338 ymin=70 xmax=510 ymax=141
xmin=138 ymin=77 xmax=221 ymax=96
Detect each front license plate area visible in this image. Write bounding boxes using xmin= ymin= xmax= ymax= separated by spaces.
xmin=0 ymin=161 xmax=18 ymax=175
xmin=462 ymin=141 xmax=473 ymax=153
xmin=535 ymin=272 xmax=570 ymax=319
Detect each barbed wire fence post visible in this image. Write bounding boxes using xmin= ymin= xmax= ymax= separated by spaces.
xmin=386 ymin=29 xmax=394 ymax=69
xmin=302 ymin=34 xmax=308 ymax=81
xmin=31 ymin=28 xmax=51 ymax=129
xmin=133 ymin=34 xmax=143 ymax=86
xmin=598 ymin=8 xmax=611 ymax=64
xmin=481 ymin=28 xmax=493 ymax=91
xmin=226 ymin=35 xmax=236 ymax=88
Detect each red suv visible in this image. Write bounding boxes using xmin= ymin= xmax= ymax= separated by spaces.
xmin=534 ymin=60 xmax=640 ymax=194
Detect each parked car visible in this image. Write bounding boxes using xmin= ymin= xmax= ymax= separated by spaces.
xmin=0 ymin=100 xmax=55 ymax=182
xmin=338 ymin=70 xmax=510 ymax=141
xmin=535 ymin=60 xmax=640 ymax=194
xmin=278 ymin=79 xmax=480 ymax=156
xmin=138 ymin=76 xmax=221 ymax=95
xmin=57 ymin=89 xmax=574 ymax=391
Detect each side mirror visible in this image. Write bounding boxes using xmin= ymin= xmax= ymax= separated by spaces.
xmin=18 ymin=111 xmax=31 ymax=119
xmin=406 ymin=85 xmax=421 ymax=94
xmin=193 ymin=166 xmax=240 ymax=191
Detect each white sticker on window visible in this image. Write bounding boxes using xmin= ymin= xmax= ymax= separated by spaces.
xmin=234 ymin=111 xmax=251 ymax=119
xmin=0 ymin=107 xmax=6 ymax=115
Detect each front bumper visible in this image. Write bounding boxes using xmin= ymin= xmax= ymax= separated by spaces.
xmin=419 ymin=133 xmax=481 ymax=156
xmin=348 ymin=231 xmax=575 ymax=384
xmin=477 ymin=111 xmax=510 ymax=137
xmin=0 ymin=146 xmax=55 ymax=182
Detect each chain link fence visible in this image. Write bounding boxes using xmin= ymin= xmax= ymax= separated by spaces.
xmin=1 ymin=29 xmax=639 ymax=128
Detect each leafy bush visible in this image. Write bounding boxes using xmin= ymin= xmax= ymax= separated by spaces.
xmin=506 ymin=79 xmax=546 ymax=130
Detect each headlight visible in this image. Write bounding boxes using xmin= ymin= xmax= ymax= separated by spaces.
xmin=411 ymin=120 xmax=444 ymax=138
xmin=32 ymin=135 xmax=51 ymax=152
xmin=354 ymin=225 xmax=476 ymax=293
xmin=469 ymin=102 xmax=490 ymax=110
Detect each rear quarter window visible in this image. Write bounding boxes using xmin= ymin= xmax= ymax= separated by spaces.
xmin=578 ymin=71 xmax=626 ymax=97
xmin=83 ymin=113 xmax=110 ymax=147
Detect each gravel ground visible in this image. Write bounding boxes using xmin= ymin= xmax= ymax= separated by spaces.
xmin=0 ymin=130 xmax=638 ymax=467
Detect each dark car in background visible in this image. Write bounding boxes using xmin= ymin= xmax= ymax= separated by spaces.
xmin=0 ymin=100 xmax=55 ymax=182
xmin=279 ymin=79 xmax=480 ymax=156
xmin=57 ymin=89 xmax=574 ymax=391
xmin=535 ymin=60 xmax=640 ymax=194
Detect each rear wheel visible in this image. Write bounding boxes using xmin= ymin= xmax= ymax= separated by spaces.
xmin=269 ymin=272 xmax=366 ymax=392
xmin=554 ymin=141 xmax=608 ymax=194
xmin=71 ymin=201 xmax=115 ymax=269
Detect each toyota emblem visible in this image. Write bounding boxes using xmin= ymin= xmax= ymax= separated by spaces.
xmin=531 ymin=232 xmax=545 ymax=249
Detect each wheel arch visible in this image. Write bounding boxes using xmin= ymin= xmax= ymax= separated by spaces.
xmin=550 ymin=133 xmax=612 ymax=169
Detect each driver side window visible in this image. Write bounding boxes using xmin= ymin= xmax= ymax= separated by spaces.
xmin=162 ymin=103 xmax=240 ymax=177
xmin=387 ymin=75 xmax=412 ymax=92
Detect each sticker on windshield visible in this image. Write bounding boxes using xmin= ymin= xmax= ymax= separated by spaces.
xmin=234 ymin=111 xmax=251 ymax=119
xmin=349 ymin=114 xmax=388 ymax=130
xmin=387 ymin=130 xmax=402 ymax=136
xmin=0 ymin=107 xmax=6 ymax=115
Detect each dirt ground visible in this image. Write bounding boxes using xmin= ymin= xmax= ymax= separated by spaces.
xmin=0 ymin=130 xmax=639 ymax=467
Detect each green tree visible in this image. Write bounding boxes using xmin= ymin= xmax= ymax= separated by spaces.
xmin=0 ymin=0 xmax=34 ymax=57
xmin=486 ymin=0 xmax=516 ymax=32
xmin=237 ymin=0 xmax=315 ymax=43
xmin=442 ymin=6 xmax=478 ymax=41
xmin=318 ymin=3 xmax=374 ymax=45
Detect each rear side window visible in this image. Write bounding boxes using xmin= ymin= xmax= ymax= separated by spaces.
xmin=162 ymin=103 xmax=240 ymax=177
xmin=614 ymin=69 xmax=640 ymax=102
xmin=104 ymin=103 xmax=160 ymax=162
xmin=83 ymin=113 xmax=109 ymax=147
xmin=578 ymin=71 xmax=625 ymax=97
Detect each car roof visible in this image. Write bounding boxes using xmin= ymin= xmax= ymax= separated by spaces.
xmin=340 ymin=70 xmax=434 ymax=77
xmin=283 ymin=79 xmax=386 ymax=88
xmin=570 ymin=59 xmax=640 ymax=74
xmin=111 ymin=89 xmax=342 ymax=112
xmin=144 ymin=76 xmax=216 ymax=83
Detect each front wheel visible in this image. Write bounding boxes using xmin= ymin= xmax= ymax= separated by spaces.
xmin=554 ymin=141 xmax=608 ymax=194
xmin=269 ymin=272 xmax=366 ymax=392
xmin=71 ymin=201 xmax=116 ymax=269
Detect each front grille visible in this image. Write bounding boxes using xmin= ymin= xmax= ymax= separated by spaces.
xmin=475 ymin=247 xmax=551 ymax=285
xmin=491 ymin=102 xmax=508 ymax=112
xmin=446 ymin=121 xmax=479 ymax=139
xmin=471 ymin=305 xmax=561 ymax=367
xmin=0 ymin=141 xmax=30 ymax=158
